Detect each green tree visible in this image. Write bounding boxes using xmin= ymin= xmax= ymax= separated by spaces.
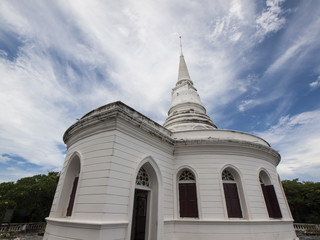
xmin=0 ymin=172 xmax=59 ymax=223
xmin=282 ymin=179 xmax=320 ymax=224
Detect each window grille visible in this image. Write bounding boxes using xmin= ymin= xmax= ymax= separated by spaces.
xmin=136 ymin=167 xmax=150 ymax=187
xmin=222 ymin=169 xmax=235 ymax=181
xmin=179 ymin=170 xmax=195 ymax=181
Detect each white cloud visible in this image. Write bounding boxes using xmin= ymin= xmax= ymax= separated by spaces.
xmin=0 ymin=50 xmax=8 ymax=57
xmin=0 ymin=0 xmax=319 ymax=183
xmin=0 ymin=155 xmax=11 ymax=163
xmin=238 ymin=99 xmax=254 ymax=112
xmin=255 ymin=0 xmax=286 ymax=41
xmin=206 ymin=0 xmax=287 ymax=46
xmin=0 ymin=0 xmax=188 ymax=182
xmin=0 ymin=166 xmax=42 ymax=183
xmin=265 ymin=37 xmax=307 ymax=75
xmin=310 ymin=76 xmax=320 ymax=90
xmin=207 ymin=0 xmax=248 ymax=44
xmin=255 ymin=110 xmax=320 ymax=181
xmin=265 ymin=4 xmax=320 ymax=75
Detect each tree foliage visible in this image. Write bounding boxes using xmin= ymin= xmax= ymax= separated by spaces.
xmin=0 ymin=172 xmax=59 ymax=223
xmin=282 ymin=179 xmax=320 ymax=224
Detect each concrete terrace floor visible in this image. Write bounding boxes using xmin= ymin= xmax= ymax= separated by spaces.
xmin=1 ymin=232 xmax=320 ymax=240
xmin=297 ymin=235 xmax=320 ymax=240
xmin=1 ymin=232 xmax=43 ymax=240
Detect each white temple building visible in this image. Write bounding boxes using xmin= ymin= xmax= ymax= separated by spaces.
xmin=44 ymin=50 xmax=298 ymax=240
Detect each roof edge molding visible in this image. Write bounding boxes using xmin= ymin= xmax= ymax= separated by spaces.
xmin=63 ymin=101 xmax=173 ymax=145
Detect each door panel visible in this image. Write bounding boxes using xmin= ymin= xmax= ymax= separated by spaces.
xmin=66 ymin=177 xmax=79 ymax=216
xmin=131 ymin=189 xmax=148 ymax=240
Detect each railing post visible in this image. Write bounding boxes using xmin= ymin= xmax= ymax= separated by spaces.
xmin=294 ymin=223 xmax=320 ymax=236
xmin=0 ymin=222 xmax=47 ymax=234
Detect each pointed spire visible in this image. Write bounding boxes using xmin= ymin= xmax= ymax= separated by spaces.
xmin=177 ymin=36 xmax=192 ymax=83
xmin=163 ymin=43 xmax=217 ymax=132
xmin=178 ymin=55 xmax=192 ymax=83
xmin=180 ymin=36 xmax=183 ymax=56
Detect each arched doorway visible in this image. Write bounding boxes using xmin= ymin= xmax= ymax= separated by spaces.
xmin=56 ymin=153 xmax=81 ymax=217
xmin=131 ymin=163 xmax=159 ymax=240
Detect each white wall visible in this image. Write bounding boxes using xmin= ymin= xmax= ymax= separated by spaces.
xmin=164 ymin=220 xmax=297 ymax=240
xmin=45 ymin=115 xmax=175 ymax=240
xmin=173 ymin=142 xmax=292 ymax=221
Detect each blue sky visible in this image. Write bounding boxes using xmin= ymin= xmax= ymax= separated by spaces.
xmin=0 ymin=0 xmax=320 ymax=183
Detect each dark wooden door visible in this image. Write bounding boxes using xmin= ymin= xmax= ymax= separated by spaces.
xmin=131 ymin=189 xmax=148 ymax=240
xmin=223 ymin=183 xmax=242 ymax=218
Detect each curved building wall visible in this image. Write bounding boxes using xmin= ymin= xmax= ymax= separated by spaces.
xmin=172 ymin=141 xmax=289 ymax=220
xmin=163 ymin=140 xmax=296 ymax=240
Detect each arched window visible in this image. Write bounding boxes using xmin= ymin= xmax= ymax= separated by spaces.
xmin=57 ymin=153 xmax=81 ymax=217
xmin=66 ymin=157 xmax=81 ymax=217
xmin=260 ymin=171 xmax=282 ymax=218
xmin=222 ymin=169 xmax=242 ymax=218
xmin=178 ymin=169 xmax=199 ymax=218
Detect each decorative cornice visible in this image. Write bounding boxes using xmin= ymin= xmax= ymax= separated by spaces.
xmin=63 ymin=101 xmax=173 ymax=145
xmin=174 ymin=138 xmax=281 ymax=165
